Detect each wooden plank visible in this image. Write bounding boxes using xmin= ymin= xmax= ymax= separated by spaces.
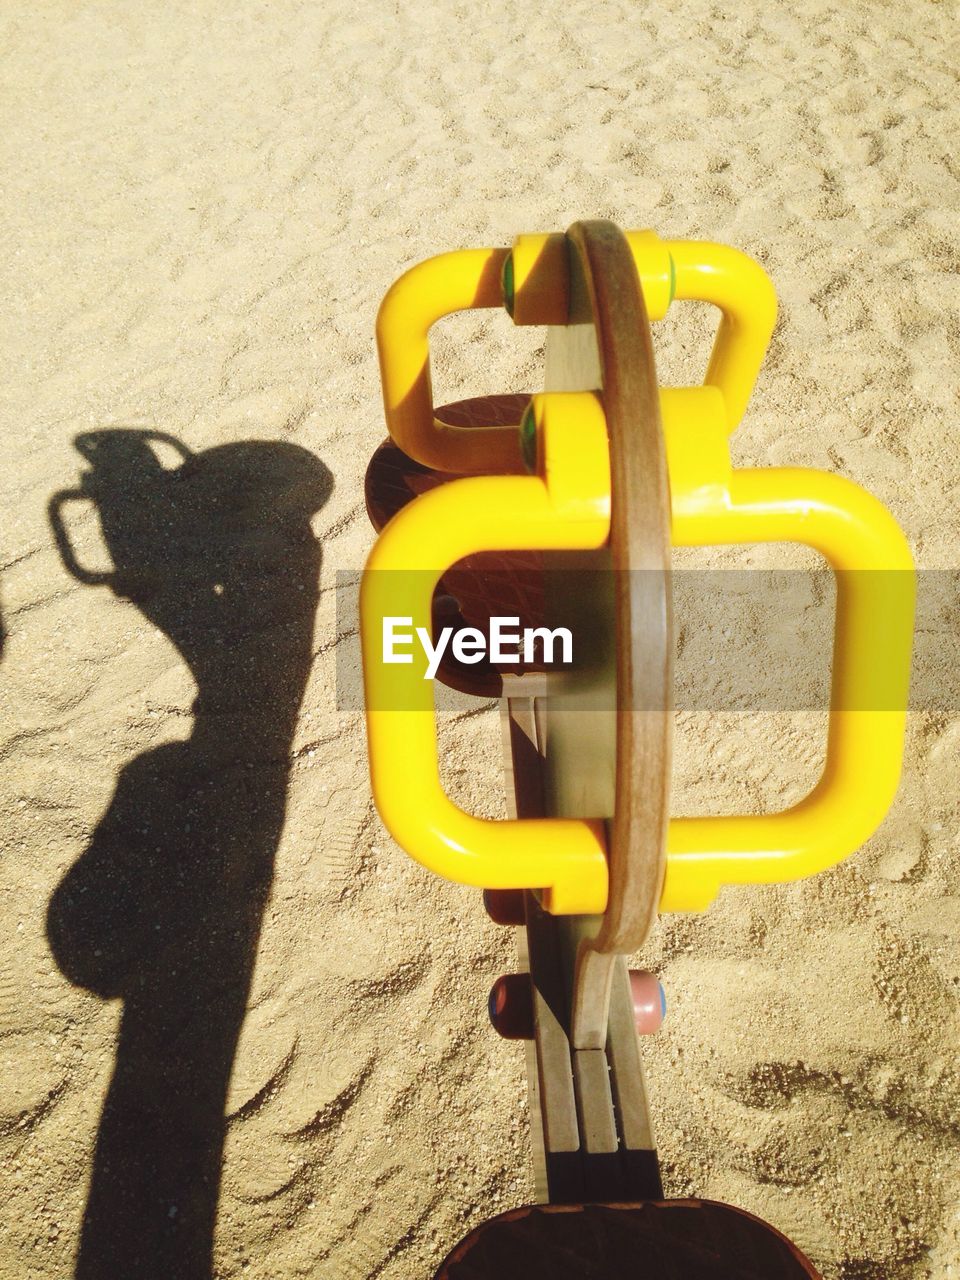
xmin=501 ymin=697 xmax=581 ymax=1201
xmin=568 ymin=947 xmax=617 ymax=1053
xmin=539 ymin=223 xmax=671 ymax=1048
xmin=571 ymin=1049 xmax=618 ymax=1154
xmin=571 ymin=1047 xmax=625 ymax=1203
xmin=522 ymin=1036 xmax=549 ymax=1205
xmin=497 ymin=223 xmax=669 ymax=1200
xmin=526 ymin=894 xmax=579 ymax=1160
xmin=606 ymin=959 xmax=657 ymax=1154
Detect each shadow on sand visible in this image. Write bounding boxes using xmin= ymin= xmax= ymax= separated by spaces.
xmin=46 ymin=428 xmax=332 ymax=1279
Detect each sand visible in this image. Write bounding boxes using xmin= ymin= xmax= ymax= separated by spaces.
xmin=0 ymin=1 xmax=958 ymax=1277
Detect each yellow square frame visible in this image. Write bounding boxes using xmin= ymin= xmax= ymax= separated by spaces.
xmin=362 ymin=236 xmax=915 ymax=916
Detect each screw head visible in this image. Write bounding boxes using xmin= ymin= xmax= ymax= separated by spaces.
xmin=519 ymin=400 xmax=537 ymax=473
xmin=502 ymin=251 xmax=515 ymax=317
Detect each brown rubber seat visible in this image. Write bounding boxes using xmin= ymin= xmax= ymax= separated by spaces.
xmin=434 ymin=1200 xmax=822 ymax=1280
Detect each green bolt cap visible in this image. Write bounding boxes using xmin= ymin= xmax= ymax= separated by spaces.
xmin=502 ymin=252 xmax=515 ymax=317
xmin=519 ymin=401 xmax=538 ymax=473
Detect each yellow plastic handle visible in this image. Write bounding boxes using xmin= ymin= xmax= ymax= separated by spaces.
xmin=361 ymin=393 xmax=613 ymax=914
xmin=660 ymin=394 xmax=915 ymax=910
xmin=362 ymin=381 xmax=915 ymax=916
xmin=375 ymin=247 xmax=523 ymax=475
xmin=375 ymin=230 xmax=778 ymax=474
xmin=628 ymin=232 xmax=778 ymax=433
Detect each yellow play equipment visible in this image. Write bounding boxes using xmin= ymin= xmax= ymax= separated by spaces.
xmin=361 ymin=227 xmax=915 ymax=918
xmin=360 ymin=222 xmax=914 ymax=1270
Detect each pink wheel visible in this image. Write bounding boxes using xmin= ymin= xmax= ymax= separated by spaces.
xmin=629 ymin=969 xmax=665 ymax=1035
xmin=483 ymin=889 xmax=527 ymax=927
xmin=488 ymin=973 xmax=534 ymax=1040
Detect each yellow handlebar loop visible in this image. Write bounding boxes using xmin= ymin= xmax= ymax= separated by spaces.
xmin=361 ymin=393 xmax=613 ymax=915
xmin=661 ymin=429 xmax=915 ymax=911
xmin=665 ymin=239 xmax=778 ymax=434
xmin=375 ymin=247 xmax=526 ymax=475
xmin=376 ymin=232 xmax=777 ymax=475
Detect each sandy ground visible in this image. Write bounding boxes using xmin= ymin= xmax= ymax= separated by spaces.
xmin=1 ymin=2 xmax=958 ymax=1277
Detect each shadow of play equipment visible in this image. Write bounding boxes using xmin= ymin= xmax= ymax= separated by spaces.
xmin=47 ymin=429 xmax=332 ymax=1280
